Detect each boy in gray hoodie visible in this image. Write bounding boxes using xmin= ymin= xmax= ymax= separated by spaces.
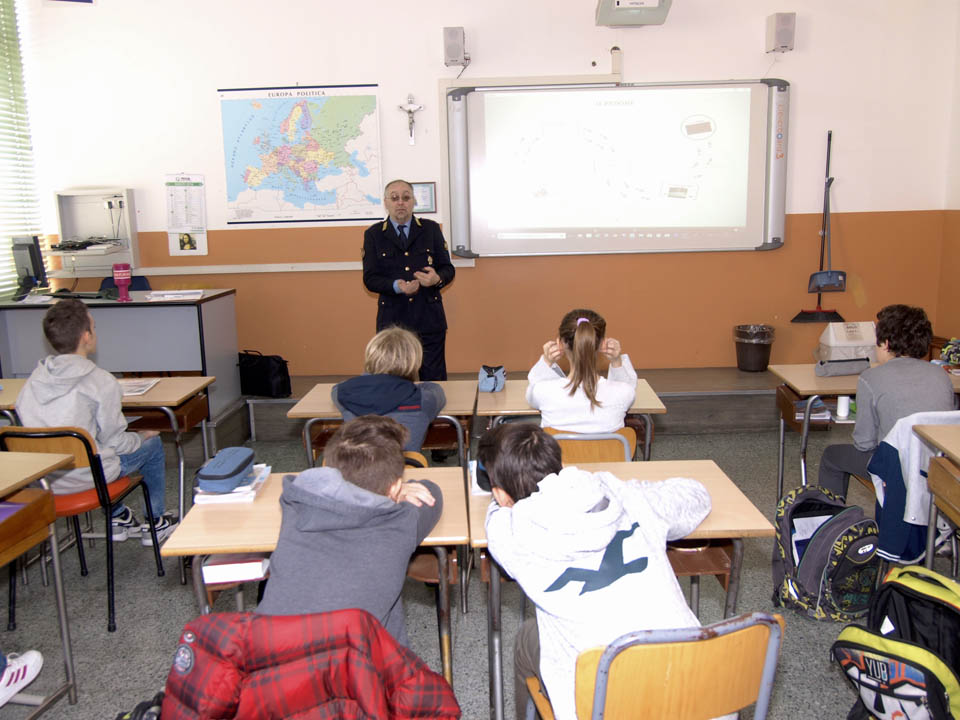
xmin=256 ymin=415 xmax=442 ymax=647
xmin=15 ymin=299 xmax=176 ymax=544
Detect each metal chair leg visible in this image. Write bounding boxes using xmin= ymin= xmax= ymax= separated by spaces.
xmin=72 ymin=516 xmax=88 ymax=576
xmin=7 ymin=561 xmax=16 ymax=631
xmin=104 ymin=511 xmax=116 ymax=632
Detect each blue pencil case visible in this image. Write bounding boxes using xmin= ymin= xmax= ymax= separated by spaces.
xmin=196 ymin=447 xmax=255 ymax=493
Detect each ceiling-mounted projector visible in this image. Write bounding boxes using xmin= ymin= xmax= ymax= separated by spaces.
xmin=596 ymin=0 xmax=672 ymax=27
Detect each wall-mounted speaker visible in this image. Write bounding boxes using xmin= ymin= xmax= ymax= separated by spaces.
xmin=766 ymin=12 xmax=796 ymax=53
xmin=443 ymin=27 xmax=469 ymax=67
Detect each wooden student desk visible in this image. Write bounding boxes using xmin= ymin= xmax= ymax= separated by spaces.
xmin=161 ymin=466 xmax=469 ymax=685
xmin=914 ymin=424 xmax=960 ymax=466
xmin=286 ymin=379 xmax=478 ymax=468
xmin=474 ymin=378 xmax=666 ymax=460
xmin=469 ymin=459 xmax=774 ymax=720
xmin=913 ymin=424 xmax=960 ymax=568
xmin=2 ymin=375 xmax=214 ymax=584
xmin=0 ymin=378 xmax=24 ymax=425
xmin=0 ymin=451 xmax=77 ymax=714
xmin=769 ymin=364 xmax=960 ymax=497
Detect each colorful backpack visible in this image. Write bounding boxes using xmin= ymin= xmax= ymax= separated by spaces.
xmin=832 ymin=565 xmax=960 ymax=720
xmin=772 ymin=485 xmax=881 ymax=621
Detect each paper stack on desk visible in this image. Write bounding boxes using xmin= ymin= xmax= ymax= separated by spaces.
xmin=193 ymin=464 xmax=271 ymax=504
xmin=146 ymin=290 xmax=204 ymax=301
xmin=118 ymin=378 xmax=159 ymax=396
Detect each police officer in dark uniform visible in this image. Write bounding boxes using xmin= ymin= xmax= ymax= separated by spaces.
xmin=362 ymin=179 xmax=455 ymax=381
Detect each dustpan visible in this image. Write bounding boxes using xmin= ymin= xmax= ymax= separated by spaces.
xmin=793 ymin=131 xmax=846 ymax=323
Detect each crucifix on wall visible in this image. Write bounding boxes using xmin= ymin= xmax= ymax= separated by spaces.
xmin=398 ymin=94 xmax=423 ymax=145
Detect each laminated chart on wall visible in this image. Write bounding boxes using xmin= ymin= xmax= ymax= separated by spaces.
xmin=165 ymin=173 xmax=208 ymax=256
xmin=219 ymin=84 xmax=383 ymax=225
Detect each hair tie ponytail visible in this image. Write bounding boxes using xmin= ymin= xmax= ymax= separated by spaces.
xmin=577 ymin=317 xmax=589 ymax=325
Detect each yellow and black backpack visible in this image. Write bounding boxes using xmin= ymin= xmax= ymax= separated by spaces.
xmin=832 ymin=565 xmax=960 ymax=719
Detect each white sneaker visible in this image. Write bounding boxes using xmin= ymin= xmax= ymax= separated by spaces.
xmin=140 ymin=513 xmax=179 ymax=547
xmin=110 ymin=505 xmax=139 ymax=542
xmin=0 ymin=650 xmax=43 ymax=708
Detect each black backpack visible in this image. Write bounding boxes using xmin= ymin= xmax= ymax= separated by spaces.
xmin=772 ymin=485 xmax=881 ymax=622
xmin=832 ymin=565 xmax=960 ymax=719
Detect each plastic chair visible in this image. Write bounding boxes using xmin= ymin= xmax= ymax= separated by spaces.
xmin=525 ymin=611 xmax=785 ymax=720
xmin=99 ymin=275 xmax=151 ymax=292
xmin=0 ymin=426 xmax=165 ymax=632
xmin=543 ymin=426 xmax=637 ymax=463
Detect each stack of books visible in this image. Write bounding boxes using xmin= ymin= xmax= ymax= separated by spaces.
xmin=794 ymin=398 xmax=831 ymax=421
xmin=201 ymin=553 xmax=270 ymax=584
xmin=194 ymin=464 xmax=270 ymax=504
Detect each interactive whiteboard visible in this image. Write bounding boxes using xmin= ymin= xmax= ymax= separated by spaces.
xmin=446 ymin=79 xmax=788 ymax=257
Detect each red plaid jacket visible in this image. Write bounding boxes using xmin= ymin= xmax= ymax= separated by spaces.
xmin=161 ymin=609 xmax=461 ymax=719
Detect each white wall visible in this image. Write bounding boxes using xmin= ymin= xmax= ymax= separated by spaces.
xmin=946 ymin=7 xmax=960 ymax=210
xmin=17 ymin=0 xmax=960 ymax=233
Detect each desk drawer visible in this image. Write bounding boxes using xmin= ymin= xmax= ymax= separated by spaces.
xmin=0 ymin=489 xmax=54 ymax=567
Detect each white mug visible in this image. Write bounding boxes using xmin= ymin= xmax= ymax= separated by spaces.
xmin=836 ymin=395 xmax=851 ymax=419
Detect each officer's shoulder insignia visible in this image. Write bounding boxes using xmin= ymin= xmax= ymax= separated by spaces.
xmin=381 ymin=220 xmax=388 ymax=231
xmin=415 ymin=216 xmax=422 ymax=227
xmin=444 ymin=240 xmax=449 ymax=250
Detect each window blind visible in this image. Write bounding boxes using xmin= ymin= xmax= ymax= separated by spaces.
xmin=0 ymin=0 xmax=41 ymax=297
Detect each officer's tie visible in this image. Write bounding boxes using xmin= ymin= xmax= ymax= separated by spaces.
xmin=397 ymin=224 xmax=407 ymax=245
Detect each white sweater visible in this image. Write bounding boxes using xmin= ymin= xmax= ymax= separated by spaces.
xmin=526 ymin=355 xmax=637 ymax=433
xmin=486 ymin=467 xmax=709 ymax=720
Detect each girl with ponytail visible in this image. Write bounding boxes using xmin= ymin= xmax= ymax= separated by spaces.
xmin=525 ymin=308 xmax=637 ymax=432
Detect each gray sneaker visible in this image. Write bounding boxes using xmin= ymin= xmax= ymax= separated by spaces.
xmin=140 ymin=513 xmax=179 ymax=547
xmin=110 ymin=506 xmax=139 ymax=542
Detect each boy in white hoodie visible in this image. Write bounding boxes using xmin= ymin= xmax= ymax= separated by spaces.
xmin=15 ymin=299 xmax=176 ymax=544
xmin=480 ymin=423 xmax=711 ymax=720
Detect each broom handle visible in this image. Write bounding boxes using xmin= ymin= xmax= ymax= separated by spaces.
xmin=819 ymin=131 xmax=834 ymax=272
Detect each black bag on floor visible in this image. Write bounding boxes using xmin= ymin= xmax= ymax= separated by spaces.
xmin=238 ymin=350 xmax=291 ymax=398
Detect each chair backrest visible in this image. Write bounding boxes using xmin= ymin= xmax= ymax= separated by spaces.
xmin=544 ymin=426 xmax=636 ymax=463
xmin=403 ymin=450 xmax=429 ymax=468
xmin=0 ymin=426 xmax=99 ymax=470
xmin=574 ymin=612 xmax=785 ymax=720
xmin=928 ymin=456 xmax=960 ymax=528
xmin=99 ymin=275 xmax=151 ymax=292
xmin=0 ymin=426 xmax=112 ymax=505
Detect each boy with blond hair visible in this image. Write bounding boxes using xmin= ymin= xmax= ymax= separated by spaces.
xmin=332 ymin=326 xmax=445 ymax=453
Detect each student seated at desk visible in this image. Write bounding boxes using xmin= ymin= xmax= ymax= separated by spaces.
xmin=480 ymin=423 xmax=711 ymax=720
xmin=818 ymin=304 xmax=955 ymax=499
xmin=15 ymin=299 xmax=177 ymax=545
xmin=331 ymin=327 xmax=445 ymax=453
xmin=526 ymin=308 xmax=637 ymax=433
xmin=256 ymin=415 xmax=442 ymax=649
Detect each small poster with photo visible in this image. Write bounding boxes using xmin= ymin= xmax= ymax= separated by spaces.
xmin=412 ymin=182 xmax=436 ymax=214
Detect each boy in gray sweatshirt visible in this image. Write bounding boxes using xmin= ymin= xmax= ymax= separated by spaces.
xmin=15 ymin=299 xmax=176 ymax=544
xmin=256 ymin=415 xmax=442 ymax=647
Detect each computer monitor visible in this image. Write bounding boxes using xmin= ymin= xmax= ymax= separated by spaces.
xmin=12 ymin=235 xmax=47 ymax=300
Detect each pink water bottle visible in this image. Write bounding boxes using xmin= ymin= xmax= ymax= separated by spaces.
xmin=113 ymin=263 xmax=132 ymax=302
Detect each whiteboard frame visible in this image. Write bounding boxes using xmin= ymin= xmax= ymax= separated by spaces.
xmin=443 ymin=77 xmax=788 ymax=258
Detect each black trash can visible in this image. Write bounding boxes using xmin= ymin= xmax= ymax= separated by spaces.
xmin=734 ymin=324 xmax=775 ymax=372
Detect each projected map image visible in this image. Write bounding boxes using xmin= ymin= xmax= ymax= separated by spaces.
xmin=220 ymin=85 xmax=382 ymax=224
xmin=477 ymin=87 xmax=750 ymax=230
